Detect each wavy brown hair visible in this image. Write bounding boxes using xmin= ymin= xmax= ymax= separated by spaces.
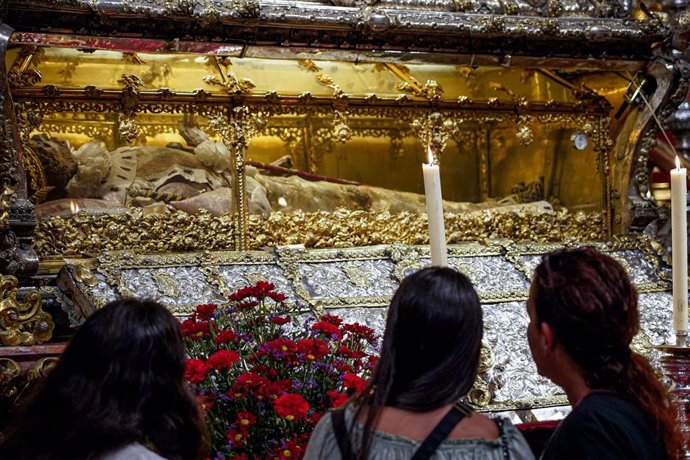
xmin=532 ymin=247 xmax=684 ymax=459
xmin=0 ymin=298 xmax=208 ymax=460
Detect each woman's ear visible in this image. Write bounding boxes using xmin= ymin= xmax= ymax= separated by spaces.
xmin=539 ymin=322 xmax=557 ymax=351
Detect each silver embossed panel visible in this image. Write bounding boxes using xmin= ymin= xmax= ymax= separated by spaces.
xmin=453 ymin=256 xmax=530 ymax=292
xmin=299 ymin=259 xmax=397 ymax=299
xmin=120 ymin=267 xmax=222 ymax=306
xmin=638 ymin=291 xmax=678 ymax=346
xmin=609 ymin=250 xmax=658 ymax=285
xmin=483 ymin=301 xmax=562 ymax=403
xmin=218 ymin=264 xmax=296 ymax=301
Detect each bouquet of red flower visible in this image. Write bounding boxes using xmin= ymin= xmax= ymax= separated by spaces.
xmin=182 ymin=281 xmax=378 ymax=459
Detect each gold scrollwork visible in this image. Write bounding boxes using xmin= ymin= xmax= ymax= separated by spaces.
xmin=25 ymin=357 xmax=58 ymax=384
xmin=74 ymin=264 xmax=98 ymax=287
xmin=343 ymin=265 xmax=369 ymax=288
xmin=34 ymin=208 xmax=608 ymax=258
xmin=467 ymin=378 xmax=493 ymax=407
xmin=244 ymin=271 xmax=268 ymax=286
xmin=23 ymin=146 xmax=50 ymax=204
xmin=200 ymin=265 xmax=232 ymax=297
xmin=411 ymin=112 xmax=457 ymax=161
xmin=0 ymin=186 xmax=15 ymax=228
xmin=8 ymin=46 xmax=43 ymax=88
xmin=0 ymin=275 xmax=54 ymax=346
xmin=204 ymin=57 xmax=256 ymax=95
xmin=153 ymin=272 xmax=181 ymax=298
xmin=0 ymin=358 xmax=21 ymax=399
xmin=118 ymin=113 xmax=140 ymax=143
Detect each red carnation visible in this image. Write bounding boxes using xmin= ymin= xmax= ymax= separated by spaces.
xmin=207 ymin=349 xmax=240 ymax=371
xmin=337 ymin=345 xmax=366 ymax=359
xmin=335 ymin=362 xmax=354 ymax=374
xmin=309 ymin=412 xmax=323 ymax=425
xmin=267 ymin=291 xmax=287 ymax=302
xmin=342 ymin=323 xmax=378 ymax=345
xmin=195 ymin=303 xmax=217 ymax=321
xmin=180 ymin=319 xmax=212 ymax=340
xmin=311 ymin=321 xmax=340 ymax=338
xmin=319 ymin=313 xmax=343 ymax=327
xmin=271 ymin=316 xmax=291 ymax=325
xmin=184 ymin=358 xmax=210 ymax=383
xmin=274 ymin=393 xmax=310 ymax=421
xmin=213 ymin=330 xmax=237 ymax=344
xmin=343 ymin=373 xmax=368 ymax=393
xmin=236 ymin=300 xmax=260 ymax=309
xmin=327 ymin=390 xmax=349 ymax=408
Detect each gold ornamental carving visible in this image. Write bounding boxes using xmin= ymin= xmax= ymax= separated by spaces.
xmin=34 ymin=208 xmax=607 ymax=258
xmin=0 ymin=358 xmax=21 ymax=399
xmin=0 ymin=275 xmax=54 ymax=346
xmin=204 ymin=57 xmax=256 ymax=95
xmin=7 ymin=46 xmax=43 ymax=88
xmin=0 ymin=186 xmax=15 ymax=228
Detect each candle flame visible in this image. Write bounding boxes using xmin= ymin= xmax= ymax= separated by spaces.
xmin=676 ymin=156 xmax=682 ymax=170
xmin=70 ymin=201 xmax=80 ymax=214
xmin=427 ymin=146 xmax=434 ymax=165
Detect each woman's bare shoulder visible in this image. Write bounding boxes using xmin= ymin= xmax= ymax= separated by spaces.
xmin=449 ymin=411 xmax=500 ymax=440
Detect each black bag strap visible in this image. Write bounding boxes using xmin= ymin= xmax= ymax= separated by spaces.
xmin=331 ymin=407 xmax=355 ymax=460
xmin=410 ymin=401 xmax=473 ymax=460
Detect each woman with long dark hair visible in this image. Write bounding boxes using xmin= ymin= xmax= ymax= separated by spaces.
xmin=305 ymin=266 xmax=534 ymax=459
xmin=1 ymin=298 xmax=207 ymax=460
xmin=527 ymin=247 xmax=684 ymax=459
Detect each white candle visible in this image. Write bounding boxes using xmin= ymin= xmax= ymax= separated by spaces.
xmin=671 ymin=155 xmax=688 ymax=335
xmin=422 ymin=147 xmax=448 ymax=267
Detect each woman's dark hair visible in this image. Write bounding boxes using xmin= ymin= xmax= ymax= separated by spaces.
xmin=1 ymin=298 xmax=207 ymax=460
xmin=351 ymin=266 xmax=483 ymax=459
xmin=532 ymin=247 xmax=684 ymax=459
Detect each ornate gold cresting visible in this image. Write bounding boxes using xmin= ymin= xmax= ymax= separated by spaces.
xmin=0 ymin=275 xmax=54 ymax=346
xmin=411 ymin=111 xmax=457 ymax=162
xmin=7 ymin=46 xmax=43 ymax=88
xmin=33 ymin=207 xmax=607 ymax=258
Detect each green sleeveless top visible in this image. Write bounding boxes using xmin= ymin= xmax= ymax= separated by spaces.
xmin=304 ymin=404 xmax=536 ymax=460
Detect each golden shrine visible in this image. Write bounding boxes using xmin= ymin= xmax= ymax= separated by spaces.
xmin=0 ymin=0 xmax=689 ymax=428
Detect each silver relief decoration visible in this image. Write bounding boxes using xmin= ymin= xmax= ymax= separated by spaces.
xmin=298 ymin=260 xmax=397 ymax=299
xmin=120 ymin=267 xmax=222 ymax=306
xmin=609 ymin=250 xmax=658 ymax=284
xmin=58 ymin=237 xmax=677 ymax=413
xmin=218 ymin=264 xmax=296 ymax=300
xmin=638 ymin=291 xmax=677 ymax=346
xmin=483 ymin=301 xmax=562 ymax=402
xmin=452 ymin=256 xmax=530 ymax=293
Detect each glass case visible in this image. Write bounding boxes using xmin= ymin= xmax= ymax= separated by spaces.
xmin=8 ymin=44 xmax=630 ymax=259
